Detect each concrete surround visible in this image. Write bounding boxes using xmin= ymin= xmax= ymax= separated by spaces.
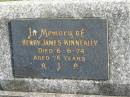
xmin=0 ymin=0 xmax=130 ymax=96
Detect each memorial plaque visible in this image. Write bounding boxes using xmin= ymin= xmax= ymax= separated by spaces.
xmin=10 ymin=18 xmax=108 ymax=80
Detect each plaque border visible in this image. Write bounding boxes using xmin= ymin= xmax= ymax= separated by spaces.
xmin=10 ymin=17 xmax=109 ymax=81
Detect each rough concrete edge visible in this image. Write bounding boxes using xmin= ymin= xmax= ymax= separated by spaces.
xmin=0 ymin=0 xmax=128 ymax=5
xmin=0 ymin=79 xmax=130 ymax=96
xmin=0 ymin=91 xmax=126 ymax=97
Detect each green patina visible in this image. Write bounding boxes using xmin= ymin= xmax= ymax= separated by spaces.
xmin=0 ymin=0 xmax=17 ymax=2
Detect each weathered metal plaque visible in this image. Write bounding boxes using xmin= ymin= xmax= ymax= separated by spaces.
xmin=10 ymin=18 xmax=108 ymax=80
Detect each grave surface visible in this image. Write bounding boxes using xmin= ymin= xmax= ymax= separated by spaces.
xmin=0 ymin=0 xmax=130 ymax=96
